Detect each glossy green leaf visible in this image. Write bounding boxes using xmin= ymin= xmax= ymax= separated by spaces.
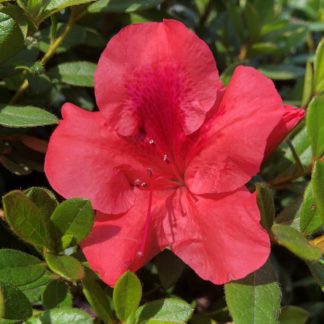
xmin=0 ymin=249 xmax=46 ymax=287
xmin=43 ymin=280 xmax=72 ymax=309
xmin=306 ymin=96 xmax=324 ymax=158
xmin=51 ymin=198 xmax=94 ymax=249
xmin=134 ymin=298 xmax=193 ymax=324
xmin=0 ymin=12 xmax=24 ymax=64
xmin=82 ymin=268 xmax=114 ymax=324
xmin=44 ymin=253 xmax=85 ymax=281
xmin=314 ymin=39 xmax=324 ymax=93
xmin=258 ymin=65 xmax=305 ymax=80
xmin=88 ymin=0 xmax=162 ymax=13
xmin=0 ymin=282 xmax=32 ymax=320
xmin=225 ymin=261 xmax=281 ymax=324
xmin=279 ymin=306 xmax=309 ymax=324
xmin=0 ymin=105 xmax=58 ymax=127
xmin=113 ymin=271 xmax=142 ymax=321
xmin=256 ymin=183 xmax=275 ymax=232
xmin=25 ymin=187 xmax=58 ymax=219
xmin=301 ymin=62 xmax=313 ymax=107
xmin=299 ymin=183 xmax=323 ymax=234
xmin=2 ymin=191 xmax=56 ymax=250
xmin=1 ymin=5 xmax=29 ymax=38
xmin=19 ymin=270 xmax=54 ymax=304
xmin=312 ymin=160 xmax=324 ymax=222
xmin=25 ymin=307 xmax=93 ymax=324
xmin=271 ymin=224 xmax=321 ymax=260
xmin=49 ymin=61 xmax=96 ymax=87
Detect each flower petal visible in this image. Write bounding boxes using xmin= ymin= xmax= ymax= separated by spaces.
xmin=185 ymin=66 xmax=286 ymax=194
xmin=265 ymin=105 xmax=305 ymax=157
xmin=44 ymin=103 xmax=136 ymax=214
xmin=81 ymin=190 xmax=171 ymax=286
xmin=95 ymin=19 xmax=221 ymax=140
xmin=165 ymin=187 xmax=270 ymax=284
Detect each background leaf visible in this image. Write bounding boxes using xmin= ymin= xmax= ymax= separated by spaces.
xmin=0 ymin=105 xmax=58 ymax=127
xmin=48 ymin=61 xmax=96 ymax=87
xmin=225 ymin=261 xmax=281 ymax=324
xmin=0 ymin=282 xmax=32 ymax=320
xmin=113 ymin=271 xmax=142 ymax=321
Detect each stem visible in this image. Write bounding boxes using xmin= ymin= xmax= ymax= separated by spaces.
xmin=9 ymin=9 xmax=79 ymax=105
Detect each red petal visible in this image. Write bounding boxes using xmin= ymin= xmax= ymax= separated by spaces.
xmin=45 ymin=103 xmax=136 ymax=214
xmin=185 ymin=66 xmax=285 ymax=194
xmin=81 ymin=190 xmax=171 ymax=286
xmin=166 ymin=188 xmax=270 ymax=284
xmin=265 ymin=104 xmax=305 ymax=157
xmin=94 ymin=19 xmax=221 ymax=141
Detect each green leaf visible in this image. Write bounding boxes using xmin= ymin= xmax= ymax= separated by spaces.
xmin=19 ymin=270 xmax=53 ymax=304
xmin=51 ymin=198 xmax=94 ymax=249
xmin=25 ymin=187 xmax=58 ymax=219
xmin=0 ymin=249 xmax=46 ymax=287
xmin=258 ymin=65 xmax=305 ymax=80
xmin=284 ymin=125 xmax=312 ymax=167
xmin=301 ymin=62 xmax=313 ymax=107
xmin=1 ymin=4 xmax=29 ymax=38
xmin=113 ymin=271 xmax=142 ymax=321
xmin=134 ymin=298 xmax=193 ymax=324
xmin=0 ymin=12 xmax=24 ymax=64
xmin=307 ymin=259 xmax=324 ymax=292
xmin=271 ymin=224 xmax=321 ymax=260
xmin=224 ymin=261 xmax=281 ymax=324
xmin=17 ymin=0 xmax=94 ymax=28
xmin=314 ymin=39 xmax=324 ymax=93
xmin=45 ymin=0 xmax=95 ymax=12
xmin=279 ymin=306 xmax=309 ymax=324
xmin=299 ymin=183 xmax=323 ymax=234
xmin=306 ymin=96 xmax=324 ymax=158
xmin=0 ymin=105 xmax=58 ymax=127
xmin=155 ymin=250 xmax=186 ymax=289
xmin=25 ymin=307 xmax=93 ymax=324
xmin=44 ymin=253 xmax=85 ymax=281
xmin=88 ymin=0 xmax=162 ymax=13
xmin=82 ymin=268 xmax=114 ymax=324
xmin=0 ymin=282 xmax=32 ymax=320
xmin=49 ymin=61 xmax=96 ymax=87
xmin=312 ymin=160 xmax=324 ymax=222
xmin=256 ymin=183 xmax=275 ymax=232
xmin=43 ymin=280 xmax=72 ymax=309
xmin=2 ymin=191 xmax=56 ymax=250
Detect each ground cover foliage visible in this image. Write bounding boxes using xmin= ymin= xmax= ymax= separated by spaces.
xmin=0 ymin=0 xmax=323 ymax=323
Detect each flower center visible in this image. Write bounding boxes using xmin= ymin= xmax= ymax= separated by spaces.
xmin=127 ymin=135 xmax=185 ymax=192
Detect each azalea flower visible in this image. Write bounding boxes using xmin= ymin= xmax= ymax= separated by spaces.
xmin=45 ymin=19 xmax=304 ymax=286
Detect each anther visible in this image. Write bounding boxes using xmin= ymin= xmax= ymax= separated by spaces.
xmin=163 ymin=154 xmax=170 ymax=163
xmin=141 ymin=182 xmax=148 ymax=188
xmin=134 ymin=179 xmax=141 ymax=187
xmin=147 ymin=168 xmax=153 ymax=177
xmin=148 ymin=139 xmax=155 ymax=145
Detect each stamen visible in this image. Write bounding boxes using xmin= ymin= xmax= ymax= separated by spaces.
xmin=148 ymin=139 xmax=155 ymax=145
xmin=134 ymin=179 xmax=141 ymax=187
xmin=141 ymin=182 xmax=148 ymax=188
xmin=137 ymin=190 xmax=153 ymax=257
xmin=163 ymin=154 xmax=170 ymax=163
xmin=146 ymin=168 xmax=153 ymax=177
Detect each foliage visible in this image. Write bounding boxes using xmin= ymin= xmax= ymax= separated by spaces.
xmin=0 ymin=0 xmax=323 ymax=323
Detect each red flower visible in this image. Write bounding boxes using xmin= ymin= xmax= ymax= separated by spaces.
xmin=45 ymin=19 xmax=304 ymax=286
